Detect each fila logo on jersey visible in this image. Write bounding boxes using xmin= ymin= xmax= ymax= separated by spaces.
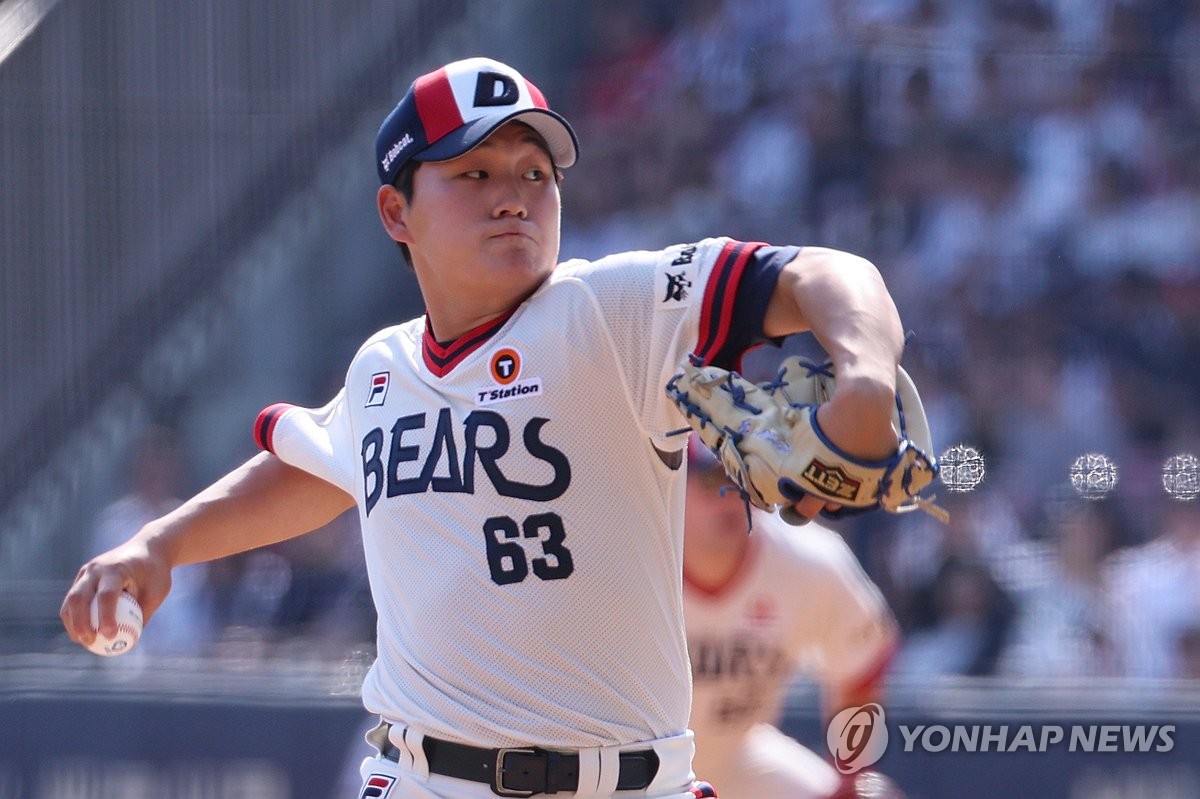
xmin=366 ymin=372 xmax=390 ymax=407
xmin=477 ymin=347 xmax=542 ymax=406
xmin=359 ymin=774 xmax=396 ymax=798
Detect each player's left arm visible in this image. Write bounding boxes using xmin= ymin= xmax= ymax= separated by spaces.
xmin=761 ymin=247 xmax=906 ymax=518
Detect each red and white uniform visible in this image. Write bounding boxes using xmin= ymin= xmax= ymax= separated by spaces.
xmin=685 ymin=515 xmax=897 ymax=799
xmin=255 ymin=238 xmax=797 ymax=796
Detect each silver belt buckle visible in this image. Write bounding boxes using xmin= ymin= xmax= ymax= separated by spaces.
xmin=494 ymin=747 xmax=538 ymax=797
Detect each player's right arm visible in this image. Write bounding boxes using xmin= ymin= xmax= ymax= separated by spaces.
xmin=60 ymin=451 xmax=354 ymax=650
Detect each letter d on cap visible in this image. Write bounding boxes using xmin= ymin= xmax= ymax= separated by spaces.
xmin=474 ymin=71 xmax=520 ymax=107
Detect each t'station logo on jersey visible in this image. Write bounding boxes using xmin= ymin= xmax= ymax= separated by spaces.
xmin=477 ymin=347 xmax=542 ymax=407
xmin=365 ymin=372 xmax=390 ymax=407
xmin=490 ymin=348 xmax=522 ymax=384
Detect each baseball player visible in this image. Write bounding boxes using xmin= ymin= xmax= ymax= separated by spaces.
xmin=683 ymin=443 xmax=900 ymax=799
xmin=61 ymin=57 xmax=909 ymax=799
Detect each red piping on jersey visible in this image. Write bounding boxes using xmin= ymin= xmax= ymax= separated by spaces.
xmin=683 ymin=530 xmax=761 ymax=599
xmin=421 ymin=309 xmax=517 ymax=377
xmin=694 ymin=240 xmax=764 ymax=365
xmin=254 ymin=402 xmax=293 ymax=453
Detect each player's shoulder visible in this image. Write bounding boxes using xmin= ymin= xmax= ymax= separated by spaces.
xmin=338 ymin=320 xmax=423 ymax=391
xmin=348 ymin=319 xmax=422 ymax=362
xmin=553 ymin=236 xmax=735 ymax=281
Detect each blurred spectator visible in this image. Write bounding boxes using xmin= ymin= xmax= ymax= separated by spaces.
xmin=892 ymin=556 xmax=1016 ymax=677
xmin=999 ymin=500 xmax=1122 ymax=678
xmin=713 ymin=92 xmax=812 ymax=242
xmin=1109 ymin=500 xmax=1200 ymax=678
xmin=268 ymin=508 xmax=373 ymax=660
xmin=204 ymin=509 xmax=372 ymax=663
xmin=1177 ymin=625 xmax=1200 ymax=680
xmin=559 ymin=0 xmax=1200 ymax=684
xmin=89 ymin=424 xmax=215 ymax=657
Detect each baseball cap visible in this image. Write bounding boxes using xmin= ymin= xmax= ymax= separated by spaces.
xmin=376 ymin=57 xmax=579 ymax=186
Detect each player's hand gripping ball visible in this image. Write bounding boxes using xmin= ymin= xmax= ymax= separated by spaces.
xmin=666 ymin=355 xmax=947 ymax=524
xmin=87 ymin=590 xmax=143 ymax=657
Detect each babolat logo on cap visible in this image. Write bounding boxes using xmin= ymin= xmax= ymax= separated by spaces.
xmin=381 ymin=132 xmax=414 ymax=174
xmin=803 ymin=458 xmax=861 ymax=501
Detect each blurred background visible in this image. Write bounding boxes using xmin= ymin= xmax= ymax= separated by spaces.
xmin=2 ymin=0 xmax=1199 ymax=796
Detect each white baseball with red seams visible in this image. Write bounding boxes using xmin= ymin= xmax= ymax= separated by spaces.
xmin=87 ymin=590 xmax=143 ymax=657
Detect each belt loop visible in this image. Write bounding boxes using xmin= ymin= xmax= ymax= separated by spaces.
xmin=645 ymin=731 xmax=694 ymax=793
xmin=400 ymin=725 xmax=429 ymax=780
xmin=574 ymin=747 xmax=602 ymax=797
xmin=595 ymin=745 xmax=621 ymax=795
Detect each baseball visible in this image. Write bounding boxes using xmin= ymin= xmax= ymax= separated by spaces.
xmin=87 ymin=590 xmax=143 ymax=657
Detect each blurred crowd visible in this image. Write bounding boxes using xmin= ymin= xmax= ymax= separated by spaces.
xmin=555 ymin=0 xmax=1200 ymax=683
xmin=72 ymin=0 xmax=1200 ymax=685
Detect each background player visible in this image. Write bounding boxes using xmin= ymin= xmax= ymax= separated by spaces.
xmin=61 ymin=57 xmax=912 ymax=799
xmin=684 ymin=441 xmax=901 ymax=799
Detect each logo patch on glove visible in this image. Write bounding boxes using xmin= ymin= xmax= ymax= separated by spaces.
xmin=803 ymin=458 xmax=861 ymax=501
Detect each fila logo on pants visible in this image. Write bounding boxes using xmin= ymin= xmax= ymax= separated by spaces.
xmin=360 ymin=774 xmax=396 ymax=798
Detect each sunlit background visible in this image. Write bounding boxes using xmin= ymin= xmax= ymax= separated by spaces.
xmin=2 ymin=1 xmax=1199 ymax=797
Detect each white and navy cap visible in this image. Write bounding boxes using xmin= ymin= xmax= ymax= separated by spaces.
xmin=376 ymin=57 xmax=579 ymax=185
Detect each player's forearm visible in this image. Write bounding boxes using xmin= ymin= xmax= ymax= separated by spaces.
xmin=765 ymin=248 xmax=905 ymax=459
xmin=135 ymin=451 xmax=356 ymax=568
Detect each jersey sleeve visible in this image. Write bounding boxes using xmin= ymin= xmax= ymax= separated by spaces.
xmin=691 ymin=241 xmax=796 ymax=370
xmin=253 ymin=389 xmax=357 ymax=495
xmin=560 ymin=237 xmax=798 ymax=447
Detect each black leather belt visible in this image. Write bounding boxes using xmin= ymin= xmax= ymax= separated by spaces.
xmin=381 ymin=734 xmax=659 ymax=797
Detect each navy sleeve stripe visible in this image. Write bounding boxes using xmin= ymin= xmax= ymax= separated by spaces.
xmin=254 ymin=403 xmax=292 ymax=453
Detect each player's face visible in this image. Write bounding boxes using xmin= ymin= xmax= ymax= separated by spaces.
xmin=685 ymin=468 xmax=750 ymax=544
xmin=395 ymin=123 xmax=562 ymax=314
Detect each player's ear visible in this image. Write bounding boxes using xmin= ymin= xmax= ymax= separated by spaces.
xmin=377 ymin=184 xmax=413 ymax=245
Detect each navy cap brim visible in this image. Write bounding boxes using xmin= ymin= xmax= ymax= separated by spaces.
xmin=415 ymin=108 xmax=578 ymax=169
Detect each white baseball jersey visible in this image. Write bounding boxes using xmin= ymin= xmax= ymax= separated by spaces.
xmin=684 ymin=514 xmax=897 ymax=786
xmin=254 ymin=238 xmax=798 ymax=749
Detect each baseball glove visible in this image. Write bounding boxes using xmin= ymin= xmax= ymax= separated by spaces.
xmin=666 ymin=355 xmax=947 ymax=524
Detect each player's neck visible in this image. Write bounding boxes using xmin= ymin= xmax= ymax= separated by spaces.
xmin=422 ymin=282 xmax=542 ymax=343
